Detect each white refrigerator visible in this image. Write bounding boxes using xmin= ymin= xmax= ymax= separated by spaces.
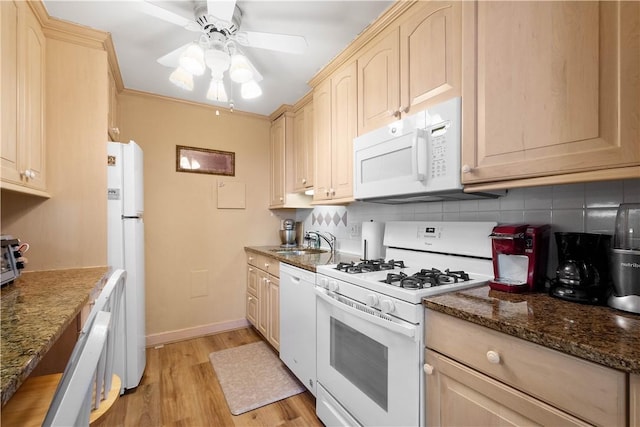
xmin=107 ymin=140 xmax=145 ymax=391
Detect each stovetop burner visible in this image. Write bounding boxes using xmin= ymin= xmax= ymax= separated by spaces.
xmin=335 ymin=259 xmax=406 ymax=274
xmin=381 ymin=268 xmax=471 ymax=289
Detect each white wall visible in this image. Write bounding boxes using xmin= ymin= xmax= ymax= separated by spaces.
xmin=302 ymin=179 xmax=640 ymax=276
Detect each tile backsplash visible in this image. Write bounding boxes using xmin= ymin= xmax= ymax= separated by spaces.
xmin=298 ymin=179 xmax=640 ymax=276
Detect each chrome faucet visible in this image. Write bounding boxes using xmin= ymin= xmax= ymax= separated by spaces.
xmin=305 ymin=231 xmax=337 ymax=254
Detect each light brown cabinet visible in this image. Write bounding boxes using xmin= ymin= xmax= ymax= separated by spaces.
xmin=313 ymin=61 xmax=357 ymax=204
xmin=269 ymin=114 xmax=287 ymax=207
xmin=269 ymin=111 xmax=311 ymax=208
xmin=461 ymin=1 xmax=640 ymax=190
xmin=246 ymin=252 xmax=280 ymax=350
xmin=292 ymin=98 xmax=314 ymax=193
xmin=356 ymin=1 xmax=461 ymax=135
xmin=107 ymin=67 xmax=119 ymax=141
xmin=425 ymin=309 xmax=628 ymax=427
xmin=1 ymin=0 xmax=47 ymax=197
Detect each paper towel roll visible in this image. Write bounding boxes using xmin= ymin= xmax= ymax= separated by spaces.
xmin=362 ymin=221 xmax=385 ymax=260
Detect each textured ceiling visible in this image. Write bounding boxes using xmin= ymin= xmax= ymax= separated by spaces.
xmin=43 ymin=0 xmax=393 ymax=116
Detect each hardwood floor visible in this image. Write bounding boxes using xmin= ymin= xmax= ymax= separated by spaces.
xmin=95 ymin=327 xmax=322 ymax=426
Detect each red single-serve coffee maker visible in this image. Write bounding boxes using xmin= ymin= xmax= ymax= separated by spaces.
xmin=488 ymin=224 xmax=551 ymax=293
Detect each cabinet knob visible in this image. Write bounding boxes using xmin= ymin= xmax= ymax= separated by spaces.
xmin=325 ymin=190 xmax=330 ymax=196
xmin=330 ymin=188 xmax=335 ymax=195
xmin=401 ymin=106 xmax=409 ymax=114
xmin=110 ymin=127 xmax=120 ymax=135
xmin=21 ymin=169 xmax=35 ymax=180
xmin=279 ymin=197 xmax=284 ymax=201
xmin=462 ymin=164 xmax=472 ymax=174
xmin=486 ymin=350 xmax=501 ymax=364
xmin=423 ymin=364 xmax=434 ymax=375
xmin=302 ymin=178 xmax=306 ymax=184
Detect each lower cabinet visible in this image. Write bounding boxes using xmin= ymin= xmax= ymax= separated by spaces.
xmin=246 ymin=252 xmax=280 ymax=351
xmin=424 ymin=309 xmax=628 ymax=427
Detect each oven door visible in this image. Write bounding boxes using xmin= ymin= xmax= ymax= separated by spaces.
xmin=316 ymin=287 xmax=421 ymax=427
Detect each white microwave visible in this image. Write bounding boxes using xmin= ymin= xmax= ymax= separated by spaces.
xmin=353 ymin=97 xmax=500 ymax=203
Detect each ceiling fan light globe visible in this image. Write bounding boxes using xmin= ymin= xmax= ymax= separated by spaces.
xmin=179 ymin=43 xmax=206 ymax=76
xmin=207 ymin=79 xmax=228 ymax=103
xmin=229 ymin=54 xmax=253 ymax=83
xmin=241 ymin=80 xmax=262 ymax=99
xmin=205 ymin=49 xmax=231 ymax=72
xmin=169 ymin=67 xmax=194 ymax=91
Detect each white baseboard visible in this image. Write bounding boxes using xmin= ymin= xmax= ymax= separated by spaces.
xmin=146 ymin=318 xmax=250 ymax=347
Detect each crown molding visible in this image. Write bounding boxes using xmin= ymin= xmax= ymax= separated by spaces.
xmin=292 ymin=91 xmax=313 ymax=111
xmin=308 ymin=0 xmax=416 ymax=88
xmin=121 ymin=88 xmax=270 ymax=121
xmin=29 ymin=0 xmax=125 ymax=92
xmin=269 ymin=104 xmax=294 ymax=121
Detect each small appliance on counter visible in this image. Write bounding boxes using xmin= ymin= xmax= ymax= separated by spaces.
xmin=549 ymin=232 xmax=612 ymax=304
xmin=1 ymin=235 xmax=27 ymax=286
xmin=361 ymin=220 xmax=385 ymax=260
xmin=279 ymin=219 xmax=297 ymax=248
xmin=488 ymin=224 xmax=550 ymax=293
xmin=608 ymin=203 xmax=640 ymax=314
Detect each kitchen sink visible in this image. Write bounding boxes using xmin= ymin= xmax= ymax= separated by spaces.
xmin=270 ymin=248 xmax=327 ymax=255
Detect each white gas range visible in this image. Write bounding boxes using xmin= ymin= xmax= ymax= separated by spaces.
xmin=314 ymin=221 xmax=497 ymax=427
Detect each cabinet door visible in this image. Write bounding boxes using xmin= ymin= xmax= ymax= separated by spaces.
xmin=107 ymin=67 xmax=119 ymax=141
xmin=21 ymin=3 xmax=45 ymax=191
xmin=293 ymin=104 xmax=314 ymax=192
xmin=1 ymin=0 xmax=21 ymax=184
xmin=632 ymin=374 xmax=639 ymax=427
xmin=257 ymin=270 xmax=269 ymax=337
xmin=246 ymin=293 xmax=258 ymax=327
xmin=267 ymin=275 xmax=280 ymax=351
xmin=461 ymin=1 xmax=640 ymax=185
xmin=304 ymin=102 xmax=314 ymax=190
xmin=246 ymin=264 xmax=258 ymax=296
xmin=425 ymin=350 xmax=591 ymax=427
xmin=330 ymin=61 xmax=357 ymax=201
xmin=399 ymin=1 xmax=461 ymax=115
xmin=269 ymin=116 xmax=286 ymax=207
xmin=1 ymin=1 xmax=45 ymax=192
xmin=313 ymin=80 xmax=332 ymax=202
xmin=357 ymin=28 xmax=400 ymax=135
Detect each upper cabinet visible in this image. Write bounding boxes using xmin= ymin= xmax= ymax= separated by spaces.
xmin=107 ymin=67 xmax=119 ymax=141
xmin=1 ymin=0 xmax=48 ymax=197
xmin=313 ymin=61 xmax=357 ymax=204
xmin=292 ymin=96 xmax=314 ymax=193
xmin=269 ymin=111 xmax=312 ymax=209
xmin=356 ymin=1 xmax=461 ymax=135
xmin=461 ymin=1 xmax=640 ymax=190
xmin=269 ymin=113 xmax=287 ymax=208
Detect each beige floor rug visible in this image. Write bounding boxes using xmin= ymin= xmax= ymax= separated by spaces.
xmin=209 ymin=340 xmax=306 ymax=415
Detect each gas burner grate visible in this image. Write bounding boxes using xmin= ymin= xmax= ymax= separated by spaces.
xmin=380 ymin=268 xmax=471 ymax=289
xmin=335 ymin=259 xmax=406 ymax=274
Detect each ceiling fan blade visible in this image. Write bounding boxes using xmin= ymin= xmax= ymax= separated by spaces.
xmin=207 ymin=0 xmax=236 ymax=22
xmin=157 ymin=42 xmax=191 ymax=68
xmin=135 ymin=1 xmax=199 ymax=32
xmin=234 ymin=31 xmax=307 ymax=55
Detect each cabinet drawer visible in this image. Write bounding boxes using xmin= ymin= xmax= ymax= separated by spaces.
xmin=425 ymin=310 xmax=626 ymax=427
xmin=246 ymin=252 xmax=259 ymax=267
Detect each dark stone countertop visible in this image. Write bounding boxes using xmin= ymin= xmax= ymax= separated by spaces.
xmin=245 ymin=246 xmax=361 ymax=272
xmin=423 ymin=286 xmax=640 ymax=374
xmin=1 ymin=267 xmax=109 ymax=406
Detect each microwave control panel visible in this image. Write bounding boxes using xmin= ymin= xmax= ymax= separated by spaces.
xmin=429 ymin=121 xmax=451 ymax=179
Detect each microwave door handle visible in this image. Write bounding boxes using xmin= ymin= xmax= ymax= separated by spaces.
xmin=415 ymin=129 xmax=427 ymax=182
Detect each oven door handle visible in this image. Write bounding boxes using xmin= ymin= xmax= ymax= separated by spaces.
xmin=316 ymin=288 xmax=417 ymax=340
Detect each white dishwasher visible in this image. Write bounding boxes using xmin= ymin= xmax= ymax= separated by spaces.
xmin=279 ymin=263 xmax=316 ymax=396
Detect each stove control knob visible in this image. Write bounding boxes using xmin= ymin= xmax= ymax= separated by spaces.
xmin=318 ymin=277 xmax=329 ymax=289
xmin=328 ymin=281 xmax=339 ymax=292
xmin=380 ymin=299 xmax=395 ymax=314
xmin=365 ymin=294 xmax=379 ymax=306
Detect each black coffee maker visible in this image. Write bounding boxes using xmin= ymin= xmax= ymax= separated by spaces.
xmin=549 ymin=232 xmax=612 ymax=304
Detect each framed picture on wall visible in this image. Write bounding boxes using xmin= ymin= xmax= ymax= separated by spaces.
xmin=176 ymin=145 xmax=235 ymax=176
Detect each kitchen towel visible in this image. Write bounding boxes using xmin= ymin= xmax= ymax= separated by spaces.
xmin=209 ymin=341 xmax=305 ymax=415
xmin=362 ymin=221 xmax=385 ymax=260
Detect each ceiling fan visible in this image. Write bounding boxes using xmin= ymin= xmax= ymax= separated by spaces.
xmin=137 ymin=0 xmax=307 ymax=106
